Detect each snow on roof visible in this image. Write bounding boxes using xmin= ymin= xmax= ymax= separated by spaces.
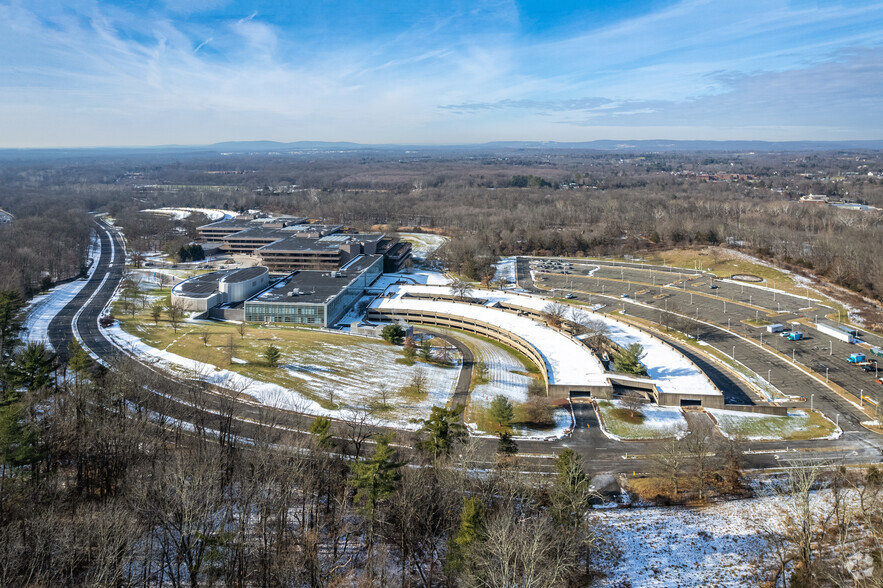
xmin=370 ymin=287 xmax=608 ymax=387
xmin=379 ymin=285 xmax=720 ymax=397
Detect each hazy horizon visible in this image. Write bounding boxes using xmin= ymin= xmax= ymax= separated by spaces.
xmin=2 ymin=1 xmax=883 ymax=148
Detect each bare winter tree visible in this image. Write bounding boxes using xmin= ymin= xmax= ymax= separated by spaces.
xmin=542 ymin=301 xmax=569 ymax=329
xmin=341 ymin=406 xmax=379 ymax=458
xmin=450 ymin=277 xmax=473 ymax=301
xmin=165 ymin=298 xmax=185 ymax=334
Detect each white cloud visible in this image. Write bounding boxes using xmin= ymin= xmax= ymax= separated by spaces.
xmin=0 ymin=0 xmax=881 ymax=146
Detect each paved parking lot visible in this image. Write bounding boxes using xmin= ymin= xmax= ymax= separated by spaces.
xmin=520 ymin=256 xmax=878 ymax=431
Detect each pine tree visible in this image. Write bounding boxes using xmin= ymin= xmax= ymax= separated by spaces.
xmin=414 ymin=405 xmax=467 ymax=459
xmin=0 ymin=402 xmax=43 ymax=470
xmin=348 ymin=434 xmax=401 ymax=567
xmin=614 ymin=342 xmax=647 ymax=376
xmin=263 ymin=344 xmax=281 ymax=368
xmin=309 ymin=416 xmax=334 ymax=449
xmin=496 ymin=431 xmax=518 ymax=458
xmin=445 ymin=497 xmax=485 ymax=576
xmin=418 ymin=338 xmax=432 ymax=361
xmin=13 ymin=342 xmax=56 ymax=393
xmin=489 ymin=395 xmax=514 ymax=430
xmin=0 ymin=290 xmax=25 ymax=393
xmin=67 ymin=338 xmax=93 ymax=379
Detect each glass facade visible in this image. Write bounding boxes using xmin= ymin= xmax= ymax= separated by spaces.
xmin=244 ymin=303 xmax=325 ymax=325
xmin=243 ymin=256 xmax=383 ymax=327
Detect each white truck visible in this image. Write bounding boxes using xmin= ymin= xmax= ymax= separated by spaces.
xmin=816 ymin=321 xmax=856 ymax=344
xmin=766 ymin=323 xmax=785 ymax=333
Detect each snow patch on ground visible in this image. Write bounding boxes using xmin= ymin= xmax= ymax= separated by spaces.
xmin=595 ymin=400 xmax=688 ymax=440
xmin=140 ymin=207 xmax=237 ymax=221
xmin=594 ymin=498 xmax=773 ymax=586
xmin=22 ymin=233 xmax=101 ymax=350
xmin=708 ymin=407 xmax=841 ymax=441
xmin=399 ymin=232 xmax=448 ymax=261
xmin=492 ymin=257 xmax=517 ymax=286
xmin=101 ymin=322 xmax=460 ymax=430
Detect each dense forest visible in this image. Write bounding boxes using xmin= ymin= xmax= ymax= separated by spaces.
xmin=2 ymin=148 xmax=880 ymax=303
xmin=0 ymin=149 xmax=882 ymax=585
xmin=0 ymin=296 xmax=880 ymax=586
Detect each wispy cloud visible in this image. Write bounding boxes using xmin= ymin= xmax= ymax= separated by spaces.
xmin=0 ymin=0 xmax=881 ymax=146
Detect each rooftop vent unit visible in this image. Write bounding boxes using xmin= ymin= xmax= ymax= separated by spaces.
xmin=287 ymin=288 xmax=301 ymax=297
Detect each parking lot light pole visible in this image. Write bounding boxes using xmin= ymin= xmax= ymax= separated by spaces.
xmin=728 ymin=318 xmax=731 ymax=330
xmin=792 ymin=349 xmax=796 ymax=362
xmin=732 ymin=346 xmax=736 ymax=359
xmin=829 ymin=341 xmax=832 ymax=356
xmin=767 ymin=368 xmax=771 ymax=383
xmin=811 ymin=394 xmax=814 ymax=411
xmin=826 ymin=367 xmax=829 ymax=382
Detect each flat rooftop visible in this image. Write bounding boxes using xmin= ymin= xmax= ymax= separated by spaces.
xmin=371 ymin=285 xmax=607 ymax=387
xmin=257 ymin=235 xmax=345 ymax=253
xmin=250 ymin=255 xmax=383 ymax=305
xmin=378 ymin=285 xmax=721 ymax=396
xmin=172 ymin=270 xmax=229 ymax=298
xmin=221 ymin=266 xmax=269 ymax=283
xmin=172 ymin=267 xmax=269 ymax=298
xmin=197 ymin=216 xmax=307 ymax=232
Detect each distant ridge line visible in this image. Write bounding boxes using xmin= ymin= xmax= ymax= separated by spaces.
xmin=1 ymin=139 xmax=882 ymax=160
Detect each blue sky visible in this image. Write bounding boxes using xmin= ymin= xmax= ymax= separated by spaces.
xmin=1 ymin=0 xmax=882 ymax=147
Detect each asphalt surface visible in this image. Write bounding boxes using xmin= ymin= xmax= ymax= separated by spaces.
xmin=39 ymin=228 xmax=883 ymax=474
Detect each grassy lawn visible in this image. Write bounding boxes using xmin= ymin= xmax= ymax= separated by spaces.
xmin=112 ymin=300 xmax=459 ymax=414
xmin=635 ymin=247 xmax=819 ymax=298
xmin=468 ymin=400 xmax=562 ymax=436
xmin=708 ymin=408 xmax=838 ymax=441
xmin=596 ymin=400 xmax=688 ymax=440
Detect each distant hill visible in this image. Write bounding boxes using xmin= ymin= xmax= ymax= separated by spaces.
xmin=1 ymin=138 xmax=882 ymax=162
xmin=475 ymin=139 xmax=883 ymax=152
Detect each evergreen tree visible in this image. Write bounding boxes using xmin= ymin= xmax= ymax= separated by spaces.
xmin=418 ymin=338 xmax=432 ymax=361
xmin=150 ymin=301 xmax=164 ymax=325
xmin=0 ymin=290 xmax=25 ymax=392
xmin=348 ymin=434 xmax=401 ymax=565
xmin=13 ymin=342 xmax=56 ymax=393
xmin=445 ymin=497 xmax=485 ymax=576
xmin=496 ymin=431 xmax=518 ymax=458
xmin=550 ymin=448 xmax=596 ymax=577
xmin=614 ymin=342 xmax=647 ymax=376
xmin=309 ymin=416 xmax=334 ymax=449
xmin=263 ymin=344 xmax=281 ymax=368
xmin=489 ymin=394 xmax=514 ymax=430
xmin=0 ymin=402 xmax=43 ymax=470
xmin=67 ymin=338 xmax=93 ymax=378
xmin=381 ymin=324 xmax=405 ymax=345
xmin=414 ymin=405 xmax=467 ymax=459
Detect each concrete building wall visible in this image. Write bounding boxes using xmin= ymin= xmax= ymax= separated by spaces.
xmin=171 ymin=291 xmax=222 ymax=312
xmin=219 ymin=269 xmax=269 ymax=302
